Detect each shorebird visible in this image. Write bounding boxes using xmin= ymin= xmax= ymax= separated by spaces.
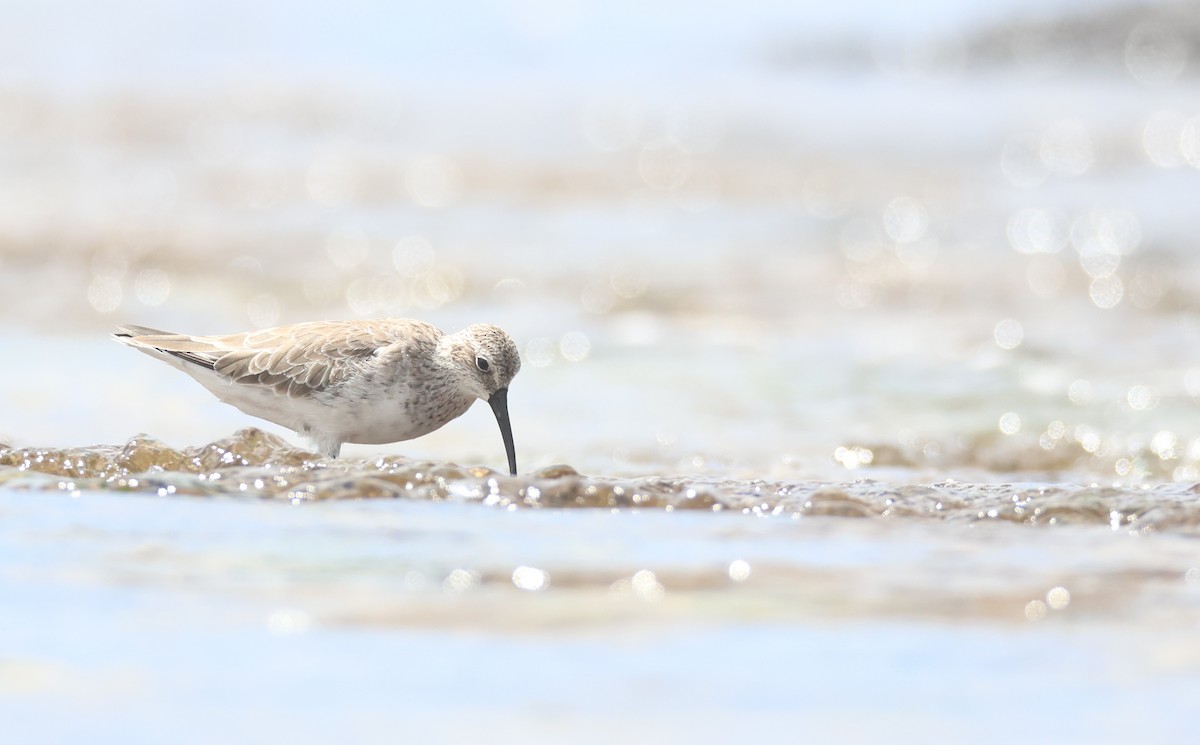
xmin=113 ymin=319 xmax=521 ymax=474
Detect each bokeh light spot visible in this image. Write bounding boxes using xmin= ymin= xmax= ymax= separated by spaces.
xmin=266 ymin=608 xmax=312 ymax=636
xmin=1125 ymin=21 xmax=1189 ymax=87
xmin=559 ymin=331 xmax=591 ymax=362
xmin=412 ymin=265 xmax=464 ymax=309
xmin=1046 ymin=586 xmax=1071 ymax=610
xmin=1181 ymin=116 xmax=1200 ymax=169
xmin=1088 ymin=276 xmax=1124 ymax=309
xmin=512 ymin=566 xmax=549 ymax=592
xmin=1150 ymin=431 xmax=1180 ymax=460
xmin=443 ymin=568 xmax=481 ymax=594
xmin=630 ymin=570 xmax=665 ymax=602
xmin=1127 ymin=384 xmax=1159 ymax=411
xmin=994 ymin=319 xmax=1024 ymax=350
xmin=999 ymin=412 xmax=1021 ymax=435
xmin=525 ymin=337 xmax=556 ymax=367
xmin=834 ymin=445 xmax=874 ymax=468
xmin=1143 ymin=110 xmax=1187 ymax=167
xmin=87 ymin=275 xmax=123 ymax=314
xmin=1024 ymin=599 xmax=1048 ymax=621
xmin=882 ymin=196 xmax=928 ymax=243
xmin=1007 ymin=208 xmax=1068 ymax=254
xmin=610 ymin=264 xmax=647 ymax=299
xmin=1072 ymin=210 xmax=1141 ymax=256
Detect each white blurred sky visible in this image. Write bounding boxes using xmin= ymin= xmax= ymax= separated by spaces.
xmin=2 ymin=0 xmax=1124 ymax=91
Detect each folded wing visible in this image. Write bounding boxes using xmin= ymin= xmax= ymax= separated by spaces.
xmin=114 ymin=322 xmax=396 ymax=398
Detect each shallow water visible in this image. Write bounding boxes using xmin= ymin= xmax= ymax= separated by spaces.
xmin=5 ymin=430 xmax=1200 ymax=742
xmin=4 ymin=481 xmax=1200 ymax=744
xmin=4 ymin=0 xmax=1200 ymax=741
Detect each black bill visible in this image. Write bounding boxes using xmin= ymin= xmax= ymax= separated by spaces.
xmin=488 ymin=388 xmax=518 ymax=476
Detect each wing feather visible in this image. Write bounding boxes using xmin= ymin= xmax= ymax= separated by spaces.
xmin=116 ymin=319 xmax=437 ymax=398
xmin=208 ymin=324 xmax=385 ymax=397
xmin=114 ymin=321 xmax=436 ymax=400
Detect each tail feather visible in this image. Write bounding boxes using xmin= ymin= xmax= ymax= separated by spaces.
xmin=113 ymin=325 xmax=219 ymax=371
xmin=114 ymin=323 xmax=172 ymax=339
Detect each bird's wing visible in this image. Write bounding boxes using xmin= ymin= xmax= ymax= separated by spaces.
xmin=116 ymin=320 xmax=426 ymax=398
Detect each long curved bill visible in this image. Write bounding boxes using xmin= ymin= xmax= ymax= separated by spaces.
xmin=487 ymin=388 xmax=518 ymax=476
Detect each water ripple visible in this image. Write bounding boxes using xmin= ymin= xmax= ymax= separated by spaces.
xmin=3 ymin=428 xmax=1199 ymax=532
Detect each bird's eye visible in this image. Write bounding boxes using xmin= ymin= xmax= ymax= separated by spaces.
xmin=476 ymin=356 xmax=490 ymax=372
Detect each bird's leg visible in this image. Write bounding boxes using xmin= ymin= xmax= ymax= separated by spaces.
xmin=308 ymin=430 xmax=341 ymax=459
xmin=302 ymin=423 xmax=341 ymax=459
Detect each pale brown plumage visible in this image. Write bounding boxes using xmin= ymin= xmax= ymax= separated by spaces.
xmin=113 ymin=319 xmax=521 ymax=472
xmin=116 ymin=320 xmax=439 ymax=400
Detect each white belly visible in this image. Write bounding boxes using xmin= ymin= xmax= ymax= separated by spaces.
xmin=191 ymin=372 xmax=474 ymax=445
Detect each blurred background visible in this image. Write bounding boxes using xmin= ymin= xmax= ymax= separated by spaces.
xmin=2 ymin=0 xmax=1199 ymax=479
